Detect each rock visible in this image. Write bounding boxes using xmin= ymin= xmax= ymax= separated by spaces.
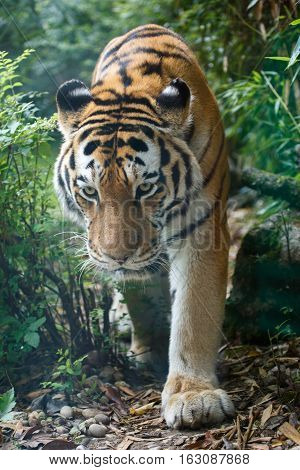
xmin=81 ymin=437 xmax=91 ymax=446
xmin=100 ymin=366 xmax=114 ymax=382
xmin=84 ymin=375 xmax=102 ymax=388
xmin=56 ymin=426 xmax=68 ymax=435
xmin=226 ymin=214 xmax=300 ymax=342
xmin=28 ymin=411 xmax=40 ymax=426
xmin=40 ymin=419 xmax=47 ymax=426
xmin=78 ymin=422 xmax=86 ymax=432
xmin=81 ymin=408 xmax=99 ymax=419
xmin=95 ymin=413 xmax=110 ymax=425
xmin=99 ymin=396 xmax=109 ymax=405
xmin=21 ymin=419 xmax=29 ymax=426
xmin=76 ymin=445 xmax=86 ymax=450
xmin=30 ymin=394 xmax=47 ymax=411
xmin=38 ymin=411 xmax=46 ymax=420
xmin=84 ymin=418 xmax=96 ymax=426
xmin=113 ymin=371 xmax=124 ymax=381
xmin=69 ymin=426 xmax=80 ymax=436
xmin=87 ymin=350 xmax=102 ymax=367
xmin=54 ymin=416 xmax=67 ymax=426
xmin=60 ymin=405 xmax=73 ymax=419
xmin=46 ymin=395 xmax=69 ymax=415
xmin=88 ymin=424 xmax=107 ymax=438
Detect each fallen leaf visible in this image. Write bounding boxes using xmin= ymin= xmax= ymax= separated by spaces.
xmin=129 ymin=402 xmax=155 ymax=416
xmin=279 ymin=422 xmax=300 ymax=445
xmin=115 ymin=384 xmax=136 ymax=397
xmin=42 ymin=439 xmax=77 ymax=450
xmin=13 ymin=420 xmax=25 ymax=439
xmin=261 ymin=404 xmax=273 ymax=427
xmin=26 ymin=389 xmax=52 ymax=400
xmin=264 ymin=415 xmax=286 ymax=430
xmin=117 ymin=437 xmax=134 ymax=450
xmin=22 ymin=425 xmax=42 ymax=440
xmin=100 ymin=384 xmax=127 ymax=413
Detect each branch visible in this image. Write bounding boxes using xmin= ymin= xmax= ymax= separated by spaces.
xmin=241 ymin=167 xmax=300 ymax=210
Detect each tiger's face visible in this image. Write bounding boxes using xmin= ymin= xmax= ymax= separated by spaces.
xmin=55 ymin=79 xmax=203 ymax=279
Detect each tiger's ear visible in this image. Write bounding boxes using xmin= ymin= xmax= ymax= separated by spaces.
xmin=56 ymin=79 xmax=94 ymax=136
xmin=157 ymin=78 xmax=191 ymax=133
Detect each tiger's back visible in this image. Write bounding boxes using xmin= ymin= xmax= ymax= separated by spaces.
xmin=92 ymin=24 xmax=228 ymax=207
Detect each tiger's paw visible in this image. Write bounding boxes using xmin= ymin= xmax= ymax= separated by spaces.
xmin=161 ymin=375 xmax=235 ymax=429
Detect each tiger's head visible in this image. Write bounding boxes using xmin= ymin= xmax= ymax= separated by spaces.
xmin=55 ymin=79 xmax=203 ymax=279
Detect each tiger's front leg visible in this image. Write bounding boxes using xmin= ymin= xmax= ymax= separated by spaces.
xmin=162 ymin=214 xmax=235 ymax=429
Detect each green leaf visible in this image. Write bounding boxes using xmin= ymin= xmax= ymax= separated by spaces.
xmin=0 ymin=388 xmax=16 ymax=421
xmin=290 ymin=19 xmax=300 ymax=26
xmin=265 ymin=56 xmax=290 ymax=62
xmin=288 ymin=36 xmax=300 ymax=68
xmin=28 ymin=316 xmax=46 ymax=332
xmin=247 ymin=0 xmax=259 ymax=10
xmin=24 ymin=331 xmax=40 ymax=348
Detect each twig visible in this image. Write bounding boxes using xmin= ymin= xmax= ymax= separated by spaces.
xmin=236 ymin=415 xmax=243 ymax=450
xmin=242 ymin=407 xmax=255 ymax=449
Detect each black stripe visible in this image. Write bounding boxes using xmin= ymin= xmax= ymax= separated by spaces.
xmin=86 ymin=160 xmax=95 ymax=170
xmin=144 ymin=171 xmax=158 ymax=180
xmin=84 ymin=140 xmax=99 ymax=155
xmin=158 ymin=137 xmax=170 ymax=166
xmin=78 ymin=118 xmax=111 ymax=130
xmin=172 ymin=142 xmax=192 ymax=188
xmin=171 ymin=161 xmax=180 ymax=197
xmin=69 ymin=152 xmax=75 ymax=170
xmin=119 ymin=60 xmax=132 ymax=87
xmin=134 ymin=156 xmax=146 ymax=166
xmin=94 ymin=95 xmax=157 ymax=113
xmin=166 ymin=170 xmax=227 ymax=245
xmin=140 ymin=60 xmax=162 ymax=76
xmin=203 ymin=133 xmax=225 ymax=187
xmin=128 ymin=137 xmax=148 ymax=152
xmin=64 ymin=166 xmax=71 ymax=193
xmin=101 ymin=47 xmax=190 ymax=75
xmin=102 ymin=28 xmax=181 ymax=62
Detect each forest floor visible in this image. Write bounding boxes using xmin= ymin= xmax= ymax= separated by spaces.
xmin=1 ymin=337 xmax=299 ymax=450
xmin=1 ymin=200 xmax=300 ymax=450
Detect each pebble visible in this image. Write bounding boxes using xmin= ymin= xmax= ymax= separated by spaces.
xmin=84 ymin=417 xmax=96 ymax=426
xmin=81 ymin=437 xmax=91 ymax=446
xmin=69 ymin=426 xmax=80 ymax=436
xmin=60 ymin=405 xmax=73 ymax=419
xmin=100 ymin=365 xmax=114 ymax=381
xmin=113 ymin=371 xmax=124 ymax=381
xmin=88 ymin=424 xmax=107 ymax=438
xmin=82 ymin=408 xmax=99 ymax=419
xmin=38 ymin=411 xmax=46 ymax=420
xmin=99 ymin=396 xmax=109 ymax=405
xmin=84 ymin=375 xmax=102 ymax=388
xmin=76 ymin=445 xmax=86 ymax=450
xmin=28 ymin=411 xmax=40 ymax=426
xmin=95 ymin=413 xmax=110 ymax=425
xmin=56 ymin=426 xmax=68 ymax=435
xmin=21 ymin=419 xmax=29 ymax=426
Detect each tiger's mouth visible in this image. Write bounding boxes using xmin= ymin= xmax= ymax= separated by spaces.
xmin=113 ymin=259 xmax=163 ymax=280
xmin=89 ymin=251 xmax=166 ymax=280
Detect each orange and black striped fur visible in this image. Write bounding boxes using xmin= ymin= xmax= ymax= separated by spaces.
xmin=55 ymin=24 xmax=235 ymax=429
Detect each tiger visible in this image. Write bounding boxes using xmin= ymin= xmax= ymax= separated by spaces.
xmin=54 ymin=24 xmax=235 ymax=429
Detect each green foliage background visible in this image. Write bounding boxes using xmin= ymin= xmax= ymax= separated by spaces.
xmin=0 ymin=0 xmax=299 ymax=382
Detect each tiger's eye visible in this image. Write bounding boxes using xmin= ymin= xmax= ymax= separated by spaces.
xmin=139 ymin=183 xmax=152 ymax=193
xmin=82 ymin=186 xmax=97 ymax=198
